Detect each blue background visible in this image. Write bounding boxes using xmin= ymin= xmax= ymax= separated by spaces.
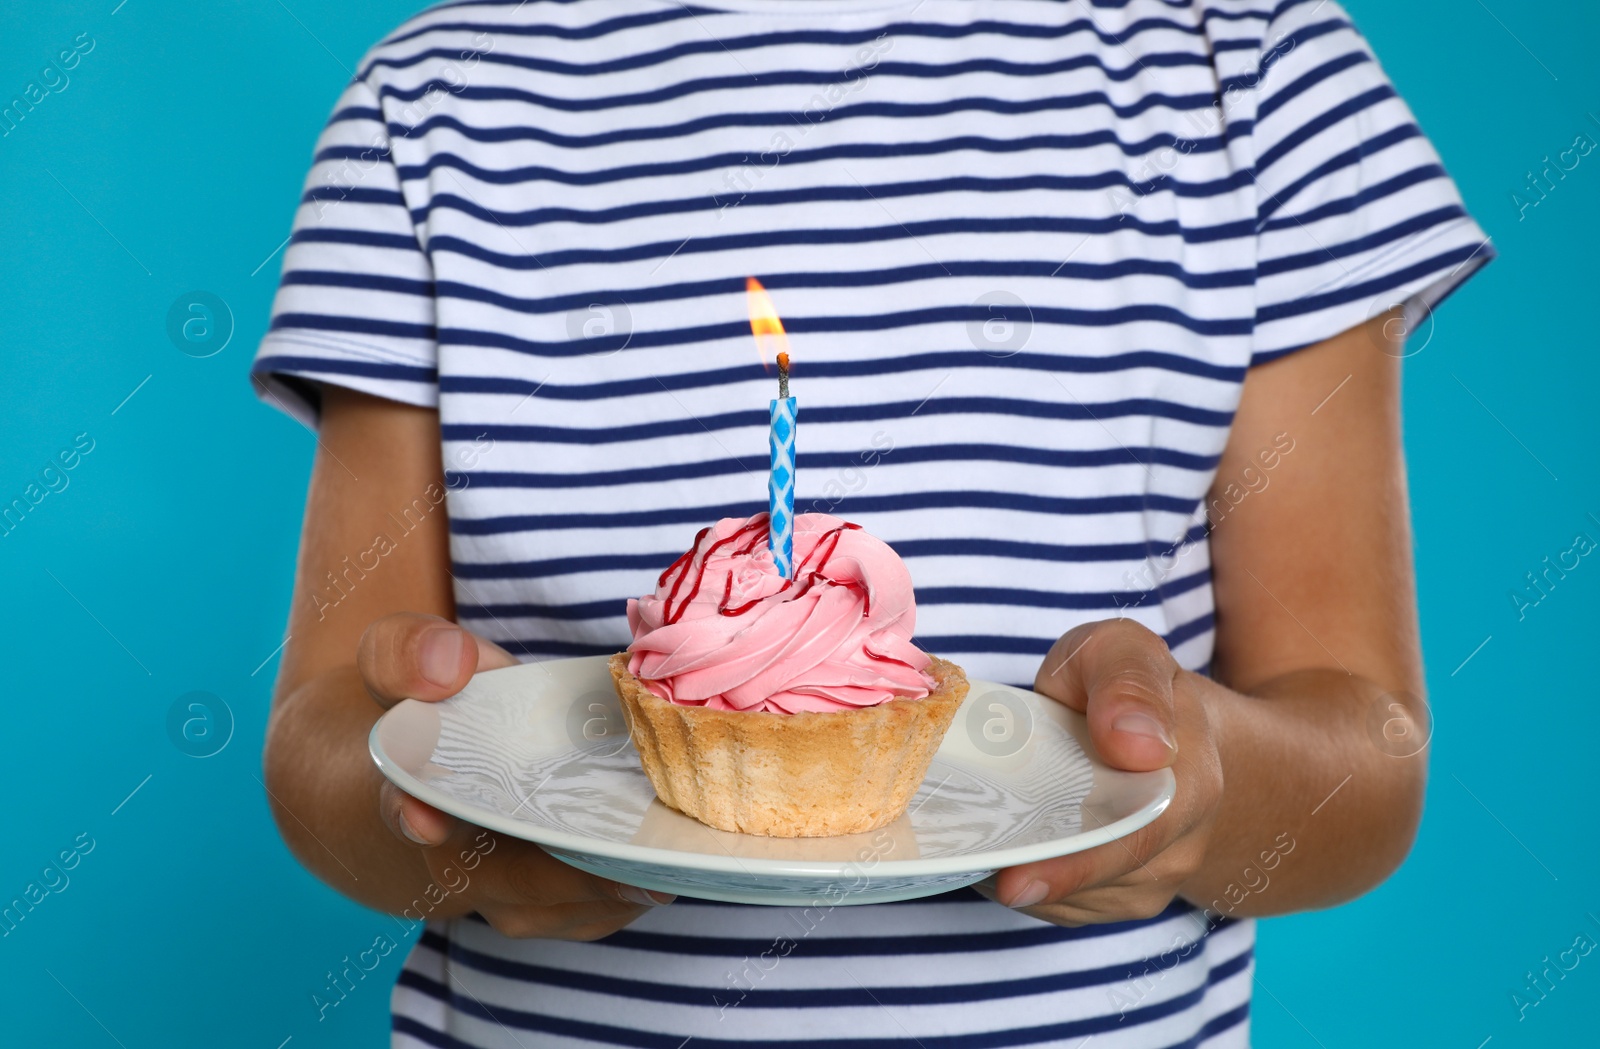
xmin=1 ymin=1 xmax=1595 ymax=1045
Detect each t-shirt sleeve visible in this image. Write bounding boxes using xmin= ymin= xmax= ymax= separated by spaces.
xmin=248 ymin=74 xmax=437 ymax=428
xmin=1245 ymin=0 xmax=1494 ymax=365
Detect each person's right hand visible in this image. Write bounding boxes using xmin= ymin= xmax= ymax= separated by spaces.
xmin=358 ymin=611 xmax=676 ymax=940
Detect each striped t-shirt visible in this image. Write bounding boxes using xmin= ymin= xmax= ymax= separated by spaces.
xmin=250 ymin=0 xmax=1490 ymax=1045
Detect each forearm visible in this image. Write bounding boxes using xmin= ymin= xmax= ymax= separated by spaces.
xmin=1176 ymin=667 xmax=1428 ymax=917
xmin=262 ymin=663 xmax=478 ymax=919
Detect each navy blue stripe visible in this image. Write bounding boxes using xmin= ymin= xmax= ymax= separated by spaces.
xmin=1207 ymin=943 xmax=1254 ymax=984
xmin=270 ymin=312 xmax=435 ymax=341
xmin=459 ymin=598 xmax=624 ymax=622
xmin=453 ymin=433 xmax=1223 ymax=490
xmin=400 ymin=171 xmax=1255 ymax=231
xmin=1187 ymin=1002 xmax=1252 ymax=1045
xmin=919 ymin=635 xmax=1055 ymax=657
xmin=455 ymin=552 xmax=666 ymax=580
xmin=1257 ymin=129 xmax=1428 ymax=224
xmin=286 ymin=259 xmax=1254 ymax=314
xmin=252 ymin=354 xmax=435 ymax=384
xmin=420 ymin=0 xmax=1221 ymax=8
xmin=1165 ymin=610 xmax=1216 ymax=649
xmin=372 ymin=50 xmax=1215 ymax=118
xmin=924 ymin=610 xmax=1212 ymax=655
xmin=297 ymin=214 xmax=1260 ymax=274
xmin=378 ymin=7 xmax=698 ymax=48
xmin=438 ymin=350 xmax=1245 ymax=399
xmin=281 ymin=270 xmax=434 ymax=298
xmin=1250 ymin=240 xmax=1494 ymax=365
xmin=443 ymin=405 xmax=1225 ymax=459
xmin=917 ymin=569 xmax=1211 ymax=610
xmin=478 ymin=390 xmax=1229 ymax=433
xmin=898 ymin=529 xmax=1208 ymax=563
xmin=422 ymin=930 xmax=1239 ymax=1009
xmin=421 ymin=217 xmax=1256 ymax=270
xmin=287 ymin=227 xmax=418 ymax=253
xmin=455 ymin=569 xmax=1213 ymax=623
xmin=326 ymin=104 xmax=383 ymax=125
xmin=451 ymin=529 xmax=1205 ymax=581
xmin=387 ymin=89 xmax=1231 ymax=151
xmin=1201 ymin=3 xmax=1272 ymax=21
xmin=391 ymin=986 xmax=1247 ymax=1049
xmin=391 ymin=1013 xmax=463 ymax=1049
xmin=430 ymin=305 xmax=1250 ymax=356
xmin=391 ymin=966 xmax=1213 ymax=1047
xmin=1258 ymin=205 xmax=1466 ymax=277
xmin=1243 ymin=15 xmax=1350 ymax=88
xmin=597 ymin=898 xmax=1205 ymax=957
xmin=449 ymin=490 xmax=1199 ymax=536
xmin=1256 ymin=49 xmax=1370 ymax=123
xmin=1262 ymin=158 xmax=1438 ymax=230
xmin=300 ymin=185 xmax=404 ymax=208
xmin=1255 ymin=84 xmax=1396 ymax=175
xmin=1259 ymin=242 xmax=1486 ymax=323
xmin=668 ymin=885 xmax=1007 ymax=907
xmin=364 ymin=19 xmax=1224 ymax=81
xmin=377 ymin=131 xmax=1231 ymax=189
xmin=498 ymin=639 xmax=630 ymax=656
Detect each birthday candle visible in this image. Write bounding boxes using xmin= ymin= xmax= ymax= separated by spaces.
xmin=769 ymin=353 xmax=796 ymax=577
xmin=746 ymin=277 xmax=796 ymax=577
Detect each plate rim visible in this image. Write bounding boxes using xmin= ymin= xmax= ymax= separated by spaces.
xmin=368 ymin=659 xmax=1176 ymax=879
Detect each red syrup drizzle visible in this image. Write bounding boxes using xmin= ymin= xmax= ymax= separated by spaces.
xmin=663 ymin=516 xmax=771 ymax=625
xmin=712 ymin=520 xmax=875 ymax=618
xmin=657 ymin=525 xmax=709 ymax=589
xmin=654 ymin=516 xmax=926 ymax=698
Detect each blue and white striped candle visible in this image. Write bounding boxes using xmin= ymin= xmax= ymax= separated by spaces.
xmin=746 ymin=277 xmax=797 ymax=578
xmin=769 ymin=353 xmax=796 ymax=577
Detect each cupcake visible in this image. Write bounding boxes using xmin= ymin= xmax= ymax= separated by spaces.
xmin=608 ymin=512 xmax=968 ymax=837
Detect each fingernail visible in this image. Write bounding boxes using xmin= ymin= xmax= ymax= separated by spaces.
xmin=1007 ymin=880 xmax=1049 ymax=909
xmin=1112 ymin=712 xmax=1174 ymax=750
xmin=619 ymin=885 xmax=675 ymax=906
xmin=419 ymin=628 xmax=465 ymax=688
xmin=397 ymin=809 xmax=431 ymax=846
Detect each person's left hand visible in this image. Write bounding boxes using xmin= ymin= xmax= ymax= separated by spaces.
xmin=972 ymin=619 xmax=1224 ymax=926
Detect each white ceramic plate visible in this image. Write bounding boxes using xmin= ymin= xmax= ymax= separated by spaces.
xmin=370 ymin=655 xmax=1174 ymax=906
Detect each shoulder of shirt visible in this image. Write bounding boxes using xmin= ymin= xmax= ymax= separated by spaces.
xmin=352 ymin=0 xmax=566 ymax=86
xmin=343 ymin=0 xmax=1362 ymax=96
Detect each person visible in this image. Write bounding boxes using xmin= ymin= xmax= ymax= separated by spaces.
xmin=250 ymin=0 xmax=1490 ymax=1044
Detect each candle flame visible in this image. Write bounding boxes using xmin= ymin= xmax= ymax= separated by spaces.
xmin=746 ymin=276 xmax=790 ymax=369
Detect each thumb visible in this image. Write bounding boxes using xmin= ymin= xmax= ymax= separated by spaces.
xmin=1036 ymin=621 xmax=1178 ymax=771
xmin=358 ymin=613 xmax=520 ymax=708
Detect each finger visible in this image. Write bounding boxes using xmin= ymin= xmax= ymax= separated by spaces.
xmin=460 ymin=830 xmax=674 ymax=909
xmin=481 ymin=896 xmax=665 ymax=941
xmin=358 ymin=612 xmax=518 ymax=707
xmin=983 ymin=832 xmax=1158 ymax=910
xmin=379 ymin=780 xmax=460 ymax=846
xmin=973 ymin=880 xmax=1174 ymax=927
xmin=1036 ymin=620 xmax=1178 ymax=771
xmin=471 ymin=632 xmax=520 ymax=674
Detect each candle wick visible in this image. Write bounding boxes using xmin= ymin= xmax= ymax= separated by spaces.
xmin=777 ymin=352 xmax=790 ymax=400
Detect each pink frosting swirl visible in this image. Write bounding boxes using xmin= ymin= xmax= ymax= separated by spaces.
xmin=626 ymin=513 xmax=935 ymax=713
